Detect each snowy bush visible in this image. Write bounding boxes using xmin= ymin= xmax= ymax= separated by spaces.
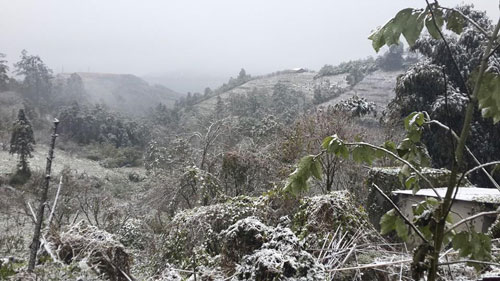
xmin=220 ymin=217 xmax=270 ymax=264
xmin=116 ymin=218 xmax=148 ymax=249
xmin=154 ymin=197 xmax=267 ymax=270
xmin=292 ymin=191 xmax=377 ymax=250
xmin=49 ymin=221 xmax=132 ymax=281
xmin=233 ymin=226 xmax=325 ymax=281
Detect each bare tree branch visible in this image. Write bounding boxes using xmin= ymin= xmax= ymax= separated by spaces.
xmin=327 ymin=258 xmax=413 ymax=272
xmin=47 ymin=175 xmax=63 ymax=229
xmin=486 ymin=42 xmax=500 ymax=60
xmin=438 ymin=259 xmax=500 ymax=266
xmin=465 ymin=161 xmax=500 ymax=177
xmin=28 ymin=119 xmax=59 ymax=272
xmin=445 ymin=211 xmax=499 ymax=235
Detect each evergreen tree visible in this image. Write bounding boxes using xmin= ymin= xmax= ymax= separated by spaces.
xmin=389 ymin=5 xmax=500 ymax=187
xmin=0 ymin=53 xmax=9 ymax=91
xmin=238 ymin=68 xmax=247 ymax=80
xmin=204 ymin=87 xmax=212 ymax=97
xmin=10 ymin=109 xmax=36 ymax=176
xmin=214 ymin=95 xmax=225 ymax=119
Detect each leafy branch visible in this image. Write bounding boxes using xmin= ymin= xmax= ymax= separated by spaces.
xmin=440 ymin=7 xmax=491 ymax=38
xmin=372 ymin=183 xmax=429 ymax=243
xmin=421 ymin=1 xmax=500 ymax=278
xmin=343 ymin=141 xmax=441 ymax=199
xmin=285 ymin=2 xmax=500 ymax=279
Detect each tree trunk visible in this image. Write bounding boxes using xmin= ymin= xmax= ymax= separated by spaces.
xmin=27 ymin=118 xmax=59 ymax=272
xmin=427 ymin=17 xmax=500 ymax=281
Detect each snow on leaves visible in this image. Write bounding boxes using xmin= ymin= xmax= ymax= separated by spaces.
xmin=368 ymin=4 xmax=466 ymax=52
xmin=474 ymin=71 xmax=500 ymax=124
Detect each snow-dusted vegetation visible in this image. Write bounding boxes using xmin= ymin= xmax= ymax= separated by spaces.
xmin=1 ymin=1 xmax=500 ymax=280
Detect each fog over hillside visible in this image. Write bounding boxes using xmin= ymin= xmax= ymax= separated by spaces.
xmin=142 ymin=71 xmax=227 ymax=94
xmin=1 ymin=0 xmax=497 ymax=92
xmin=58 ymin=72 xmax=183 ymax=115
xmin=2 ymin=1 xmax=500 ymax=280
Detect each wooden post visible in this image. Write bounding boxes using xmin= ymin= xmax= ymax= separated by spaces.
xmin=27 ymin=118 xmax=59 ymax=272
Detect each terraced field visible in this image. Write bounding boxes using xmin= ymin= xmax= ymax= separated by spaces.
xmin=194 ymin=69 xmax=402 ymax=115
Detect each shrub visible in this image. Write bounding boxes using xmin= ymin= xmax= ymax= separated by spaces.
xmin=315 ymin=57 xmax=378 ymax=82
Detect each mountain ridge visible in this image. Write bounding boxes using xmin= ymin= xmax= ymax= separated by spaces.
xmin=57 ymin=72 xmax=183 ymax=115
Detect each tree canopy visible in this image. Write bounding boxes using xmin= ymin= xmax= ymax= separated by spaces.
xmin=14 ymin=50 xmax=53 ymax=108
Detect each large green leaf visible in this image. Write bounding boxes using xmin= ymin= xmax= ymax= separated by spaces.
xmin=368 ymin=8 xmax=418 ymax=52
xmin=382 ymin=140 xmax=397 ymax=154
xmin=368 ymin=27 xmax=386 ymax=53
xmin=414 ymin=197 xmax=439 ymax=216
xmin=311 ymin=158 xmax=322 ymax=180
xmin=285 ymin=155 xmax=323 ymax=195
xmin=452 ymin=231 xmax=491 ymax=270
xmin=352 ymin=145 xmax=376 ymax=164
xmin=369 ymin=4 xmax=466 ymax=51
xmin=322 ymin=134 xmax=349 ymax=159
xmin=476 ymin=72 xmax=500 ymax=124
xmin=369 ymin=7 xmax=455 ymax=52
xmin=386 ymin=9 xmax=413 ymax=45
xmin=404 ymin=174 xmax=421 ymax=195
xmin=471 ymin=231 xmax=492 ymax=262
xmin=425 ymin=8 xmax=444 ymax=39
xmin=380 ymin=209 xmax=408 ymax=241
xmin=321 ymin=135 xmax=334 ymax=150
xmin=368 ymin=8 xmax=415 ymax=52
xmin=404 ymin=111 xmax=425 ymax=131
xmin=446 ymin=10 xmax=465 ymax=34
xmin=452 ymin=231 xmax=471 ymax=256
xmin=404 ymin=112 xmax=425 ymax=142
xmin=402 ymin=10 xmax=425 ymax=46
xmin=380 ymin=209 xmax=397 ymax=235
xmin=285 ymin=155 xmax=313 ymax=194
xmin=395 ymin=216 xmax=409 ymax=241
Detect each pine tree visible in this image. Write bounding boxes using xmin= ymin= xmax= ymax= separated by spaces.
xmin=0 ymin=53 xmax=9 ymax=91
xmin=10 ymin=109 xmax=35 ymax=176
xmin=238 ymin=68 xmax=247 ymax=80
xmin=215 ymin=95 xmax=225 ymax=119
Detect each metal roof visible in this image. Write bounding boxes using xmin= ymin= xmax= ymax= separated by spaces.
xmin=392 ymin=187 xmax=500 ymax=204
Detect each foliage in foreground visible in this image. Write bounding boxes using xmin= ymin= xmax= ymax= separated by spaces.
xmin=389 ymin=5 xmax=500 ymax=187
xmin=287 ymin=3 xmax=500 ymax=280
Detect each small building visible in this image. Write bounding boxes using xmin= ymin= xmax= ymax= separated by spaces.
xmin=393 ymin=187 xmax=500 ymax=233
xmin=290 ymin=67 xmax=307 ymax=73
xmin=365 ymin=167 xmax=470 ymax=229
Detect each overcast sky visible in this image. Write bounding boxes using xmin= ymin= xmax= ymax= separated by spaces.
xmin=1 ymin=0 xmax=498 ymax=91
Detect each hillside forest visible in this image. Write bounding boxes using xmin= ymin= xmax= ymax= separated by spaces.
xmin=1 ymin=2 xmax=500 ymax=281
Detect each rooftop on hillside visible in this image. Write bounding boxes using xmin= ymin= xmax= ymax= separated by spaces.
xmin=393 ymin=187 xmax=500 ymax=204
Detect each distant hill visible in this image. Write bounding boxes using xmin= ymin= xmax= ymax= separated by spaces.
xmin=143 ymin=72 xmax=227 ymax=94
xmin=194 ymin=69 xmax=402 ymax=114
xmin=58 ymin=73 xmax=183 ymax=115
xmin=319 ymin=70 xmax=402 ymax=110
